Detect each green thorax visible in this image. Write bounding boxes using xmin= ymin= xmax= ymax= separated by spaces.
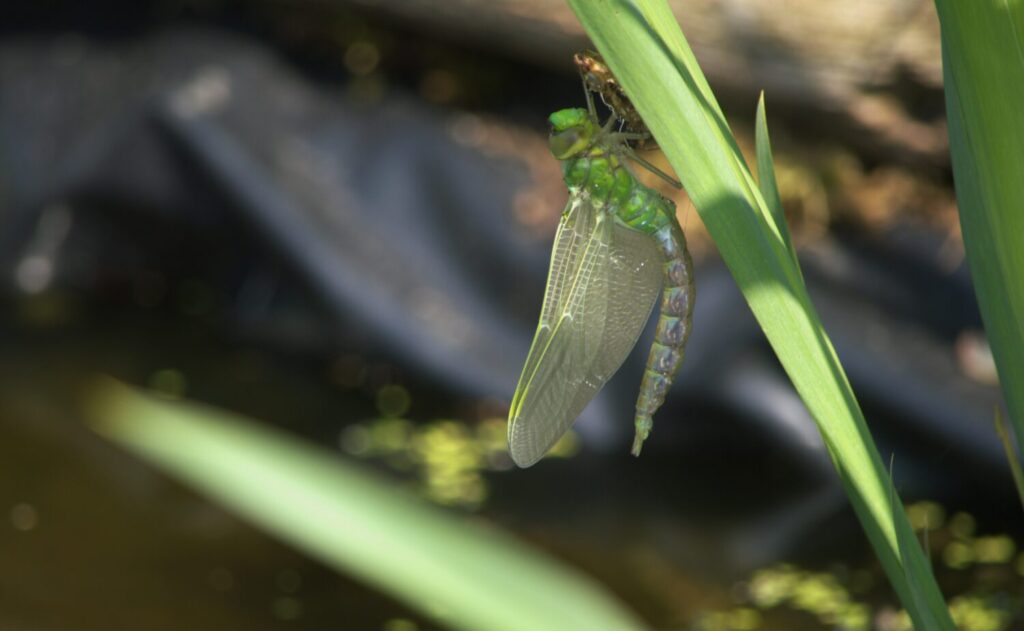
xmin=548 ymin=108 xmax=674 ymax=233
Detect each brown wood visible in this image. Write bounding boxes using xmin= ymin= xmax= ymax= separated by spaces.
xmin=341 ymin=0 xmax=947 ymax=165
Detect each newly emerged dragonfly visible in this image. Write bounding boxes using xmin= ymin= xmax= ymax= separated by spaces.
xmin=507 ymin=63 xmax=695 ymax=468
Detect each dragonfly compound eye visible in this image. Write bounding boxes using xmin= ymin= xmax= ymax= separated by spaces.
xmin=548 ymin=128 xmax=589 ymax=160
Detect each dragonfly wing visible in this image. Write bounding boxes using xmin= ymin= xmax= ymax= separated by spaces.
xmin=510 ymin=198 xmax=596 ymax=418
xmin=509 ymin=201 xmax=664 ymax=467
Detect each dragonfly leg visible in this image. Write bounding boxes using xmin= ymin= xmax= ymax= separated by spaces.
xmin=613 ymin=132 xmax=650 ymax=141
xmin=623 ymin=149 xmax=682 ymax=190
xmin=580 ymin=72 xmax=598 ymax=119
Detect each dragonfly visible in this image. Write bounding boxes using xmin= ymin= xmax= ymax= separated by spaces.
xmin=507 ymin=58 xmax=695 ymax=468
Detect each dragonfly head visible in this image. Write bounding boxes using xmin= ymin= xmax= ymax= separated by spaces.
xmin=547 ymin=108 xmax=597 ymax=159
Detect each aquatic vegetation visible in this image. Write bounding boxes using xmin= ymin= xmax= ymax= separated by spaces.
xmin=340 ymin=411 xmax=577 ymax=508
xmin=694 ymin=502 xmax=1023 ymax=630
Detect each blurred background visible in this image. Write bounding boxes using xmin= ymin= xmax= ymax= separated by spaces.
xmin=2 ymin=1 xmax=1022 ymax=629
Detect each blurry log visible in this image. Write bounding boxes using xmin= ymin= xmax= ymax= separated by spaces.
xmin=338 ymin=0 xmax=947 ymax=167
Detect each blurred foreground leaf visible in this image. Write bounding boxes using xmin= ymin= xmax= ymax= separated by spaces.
xmin=567 ymin=0 xmax=954 ymax=627
xmin=88 ymin=379 xmax=645 ymax=631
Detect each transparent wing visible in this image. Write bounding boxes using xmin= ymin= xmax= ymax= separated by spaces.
xmin=509 ymin=198 xmax=595 ymax=419
xmin=508 ymin=200 xmax=664 ymax=467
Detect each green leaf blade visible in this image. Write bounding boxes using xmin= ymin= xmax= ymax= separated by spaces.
xmin=936 ymin=0 xmax=1024 ymax=465
xmin=89 ymin=380 xmax=647 ymax=631
xmin=567 ymin=1 xmax=954 ymax=627
xmin=755 ymin=93 xmax=798 ymax=271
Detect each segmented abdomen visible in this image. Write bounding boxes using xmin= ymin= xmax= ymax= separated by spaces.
xmin=568 ymin=152 xmax=694 ymax=456
xmin=631 ymin=204 xmax=694 ymax=455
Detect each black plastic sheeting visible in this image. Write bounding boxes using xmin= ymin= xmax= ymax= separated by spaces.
xmin=0 ymin=31 xmax=537 ymax=395
xmin=0 ymin=30 xmax=1014 ymax=566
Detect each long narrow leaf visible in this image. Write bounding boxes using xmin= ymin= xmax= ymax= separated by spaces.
xmin=935 ymin=0 xmax=1024 ymax=469
xmin=566 ymin=1 xmax=953 ymax=627
xmin=88 ymin=380 xmax=646 ymax=631
xmin=755 ymin=93 xmax=799 ymax=272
